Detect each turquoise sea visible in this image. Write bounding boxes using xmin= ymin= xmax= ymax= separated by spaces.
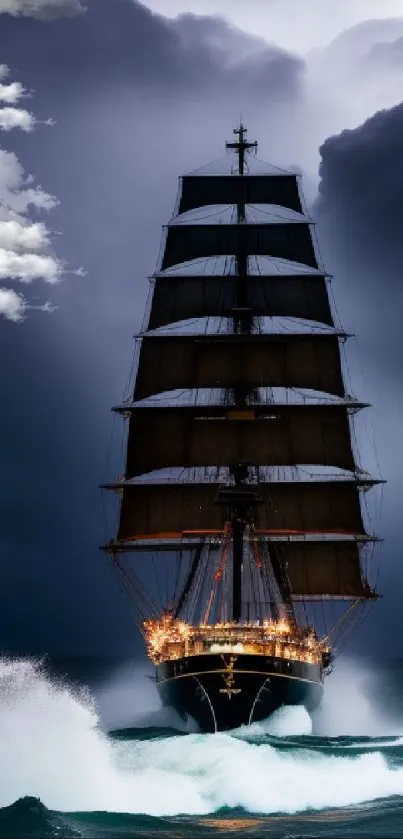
xmin=1 ymin=656 xmax=403 ymax=838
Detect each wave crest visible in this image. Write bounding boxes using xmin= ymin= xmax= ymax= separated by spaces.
xmin=1 ymin=657 xmax=403 ymax=817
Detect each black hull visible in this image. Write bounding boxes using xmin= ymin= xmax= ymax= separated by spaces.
xmin=156 ymin=653 xmax=323 ymax=733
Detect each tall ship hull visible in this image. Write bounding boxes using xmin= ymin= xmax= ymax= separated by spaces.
xmin=156 ymin=654 xmax=323 ymax=733
xmin=102 ymin=124 xmax=382 ymax=733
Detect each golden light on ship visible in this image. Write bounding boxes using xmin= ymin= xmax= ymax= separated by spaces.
xmin=263 ymin=618 xmax=290 ymax=634
xmin=143 ymin=615 xmax=326 ymax=665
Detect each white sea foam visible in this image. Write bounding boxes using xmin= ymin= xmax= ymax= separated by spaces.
xmin=1 ymin=657 xmax=403 ymax=816
xmin=238 ymin=704 xmax=313 ymax=738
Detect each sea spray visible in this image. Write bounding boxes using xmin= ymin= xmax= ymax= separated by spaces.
xmin=0 ymin=658 xmax=141 ymax=813
xmin=234 ymin=704 xmax=313 ymax=741
xmin=2 ymin=657 xmax=403 ymax=817
xmin=94 ymin=659 xmax=194 ymax=732
xmin=251 ymin=704 xmax=313 ymax=737
xmin=0 ymin=657 xmax=207 ymax=815
xmin=312 ymin=658 xmax=403 ymax=736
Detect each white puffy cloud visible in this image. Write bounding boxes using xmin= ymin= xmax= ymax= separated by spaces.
xmin=0 ymin=69 xmax=64 ymax=319
xmin=0 ymin=249 xmax=61 ymax=282
xmin=0 ymin=81 xmax=25 ymax=103
xmin=0 ymin=286 xmax=26 ymax=320
xmin=0 ymin=0 xmax=85 ymax=18
xmin=0 ymin=149 xmax=58 ymax=215
xmin=0 ymin=285 xmax=54 ymax=320
xmin=0 ymin=105 xmax=34 ymax=131
xmin=0 ymin=219 xmax=50 ymax=250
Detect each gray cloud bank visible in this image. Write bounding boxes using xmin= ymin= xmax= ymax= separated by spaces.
xmin=317 ymin=103 xmax=403 ymax=283
xmin=316 ymin=103 xmax=403 ymax=640
xmin=0 ymin=0 xmax=303 ymax=100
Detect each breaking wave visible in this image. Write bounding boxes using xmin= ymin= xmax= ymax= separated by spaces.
xmin=1 ymin=657 xmax=403 ymax=820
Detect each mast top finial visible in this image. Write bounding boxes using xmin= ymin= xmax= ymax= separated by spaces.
xmin=226 ymin=122 xmax=258 ymax=175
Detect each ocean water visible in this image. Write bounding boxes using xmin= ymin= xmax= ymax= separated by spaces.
xmin=1 ymin=656 xmax=403 ymax=837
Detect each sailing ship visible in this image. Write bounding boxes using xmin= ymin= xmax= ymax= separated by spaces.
xmin=103 ymin=124 xmax=382 ymax=733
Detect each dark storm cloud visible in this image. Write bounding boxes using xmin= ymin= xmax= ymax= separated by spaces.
xmin=0 ymin=0 xmax=303 ymax=97
xmin=314 ymin=103 xmax=403 ymax=648
xmin=172 ymin=12 xmax=303 ymax=97
xmin=315 ymin=101 xmax=403 ymax=449
xmin=316 ymin=103 xmax=403 ymax=318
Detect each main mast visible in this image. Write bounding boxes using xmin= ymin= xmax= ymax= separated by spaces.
xmin=225 ymin=124 xmax=258 ymax=622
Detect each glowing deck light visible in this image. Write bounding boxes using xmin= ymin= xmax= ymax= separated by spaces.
xmin=143 ymin=618 xmax=325 ymax=665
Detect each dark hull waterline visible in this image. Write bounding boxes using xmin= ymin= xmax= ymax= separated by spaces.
xmin=156 ymin=653 xmax=323 ymax=733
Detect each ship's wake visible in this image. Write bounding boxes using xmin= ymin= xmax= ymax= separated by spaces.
xmin=1 ymin=657 xmax=403 ymax=818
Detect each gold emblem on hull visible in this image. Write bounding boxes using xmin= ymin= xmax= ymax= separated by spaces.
xmin=219 ymin=655 xmax=241 ymax=699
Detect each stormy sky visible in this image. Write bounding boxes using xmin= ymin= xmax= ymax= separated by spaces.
xmin=0 ymin=0 xmax=403 ymax=658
